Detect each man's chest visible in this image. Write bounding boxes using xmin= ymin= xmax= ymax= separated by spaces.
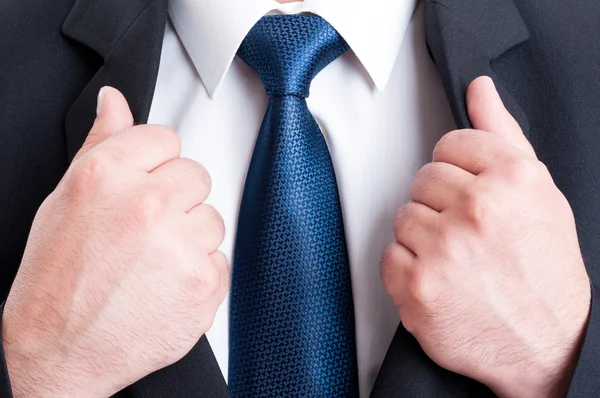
xmin=146 ymin=5 xmax=456 ymax=394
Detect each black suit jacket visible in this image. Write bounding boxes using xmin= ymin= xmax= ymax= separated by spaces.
xmin=0 ymin=0 xmax=599 ymax=396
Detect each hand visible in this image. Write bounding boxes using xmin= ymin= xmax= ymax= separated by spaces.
xmin=381 ymin=77 xmax=591 ymax=397
xmin=2 ymin=87 xmax=229 ymax=397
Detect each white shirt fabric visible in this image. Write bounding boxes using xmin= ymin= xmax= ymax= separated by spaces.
xmin=148 ymin=0 xmax=456 ymax=395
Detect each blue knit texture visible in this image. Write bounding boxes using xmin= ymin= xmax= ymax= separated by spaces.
xmin=229 ymin=15 xmax=358 ymax=397
xmin=236 ymin=15 xmax=350 ymax=97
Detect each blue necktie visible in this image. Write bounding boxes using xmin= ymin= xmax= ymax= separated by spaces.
xmin=229 ymin=15 xmax=358 ymax=396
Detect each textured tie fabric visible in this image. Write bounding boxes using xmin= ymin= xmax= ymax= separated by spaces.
xmin=229 ymin=15 xmax=359 ymax=397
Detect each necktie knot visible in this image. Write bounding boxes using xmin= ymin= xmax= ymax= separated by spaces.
xmin=238 ymin=15 xmax=349 ymax=98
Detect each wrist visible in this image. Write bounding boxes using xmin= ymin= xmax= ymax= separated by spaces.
xmin=486 ymin=288 xmax=591 ymax=398
xmin=1 ymin=308 xmax=103 ymax=398
xmin=3 ymin=322 xmax=77 ymax=397
xmin=5 ymin=342 xmax=65 ymax=398
xmin=485 ymin=359 xmax=575 ymax=398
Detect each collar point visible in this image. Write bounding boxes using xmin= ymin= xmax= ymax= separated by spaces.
xmin=372 ymin=76 xmax=389 ymax=92
xmin=368 ymin=70 xmax=393 ymax=93
xmin=205 ymin=84 xmax=219 ymax=99
xmin=199 ymin=71 xmax=225 ymax=99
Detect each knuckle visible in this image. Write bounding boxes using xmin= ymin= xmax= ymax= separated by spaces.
xmin=191 ymin=262 xmax=222 ymax=301
xmin=409 ymin=267 xmax=439 ymax=308
xmin=68 ymin=151 xmax=115 ymax=202
xmin=503 ymin=156 xmax=538 ymax=184
xmin=76 ymin=151 xmax=112 ymax=185
xmin=460 ymin=187 xmax=495 ymax=229
xmin=132 ymin=186 xmax=168 ymax=222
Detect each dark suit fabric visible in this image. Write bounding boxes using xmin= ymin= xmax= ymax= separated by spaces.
xmin=0 ymin=0 xmax=229 ymax=397
xmin=0 ymin=0 xmax=599 ymax=397
xmin=373 ymin=1 xmax=600 ymax=397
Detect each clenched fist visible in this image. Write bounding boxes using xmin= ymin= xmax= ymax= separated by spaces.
xmin=2 ymin=88 xmax=228 ymax=397
xmin=381 ymin=77 xmax=591 ymax=397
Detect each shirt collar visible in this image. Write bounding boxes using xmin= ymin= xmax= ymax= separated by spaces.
xmin=169 ymin=0 xmax=419 ymax=98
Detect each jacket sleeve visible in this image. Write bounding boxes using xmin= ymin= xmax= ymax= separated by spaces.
xmin=0 ymin=303 xmax=13 ymax=398
xmin=567 ymin=283 xmax=600 ymax=397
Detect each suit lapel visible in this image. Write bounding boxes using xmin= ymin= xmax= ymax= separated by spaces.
xmin=372 ymin=1 xmax=530 ymax=397
xmin=425 ymin=0 xmax=531 ymax=133
xmin=61 ymin=1 xmax=230 ymax=397
xmin=62 ymin=0 xmax=168 ymax=162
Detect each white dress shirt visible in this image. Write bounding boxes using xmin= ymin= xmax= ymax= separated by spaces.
xmin=147 ymin=0 xmax=456 ymax=395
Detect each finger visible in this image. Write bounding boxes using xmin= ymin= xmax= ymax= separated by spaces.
xmin=209 ymin=250 xmax=231 ymax=303
xmin=433 ymin=129 xmax=530 ymax=175
xmin=93 ymin=124 xmax=182 ymax=172
xmin=411 ymin=162 xmax=475 ymax=212
xmin=187 ymin=204 xmax=226 ymax=253
xmin=380 ymin=243 xmax=414 ymax=307
xmin=151 ymin=158 xmax=212 ymax=212
xmin=393 ymin=202 xmax=439 ymax=257
xmin=467 ymin=76 xmax=536 ymax=158
xmin=74 ymin=87 xmax=134 ymax=162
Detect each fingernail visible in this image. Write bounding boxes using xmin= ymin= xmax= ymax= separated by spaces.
xmin=96 ymin=87 xmax=107 ymax=116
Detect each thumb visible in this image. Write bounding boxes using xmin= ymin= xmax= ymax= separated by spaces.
xmin=467 ymin=76 xmax=536 ymax=158
xmin=73 ymin=86 xmax=134 ymax=162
